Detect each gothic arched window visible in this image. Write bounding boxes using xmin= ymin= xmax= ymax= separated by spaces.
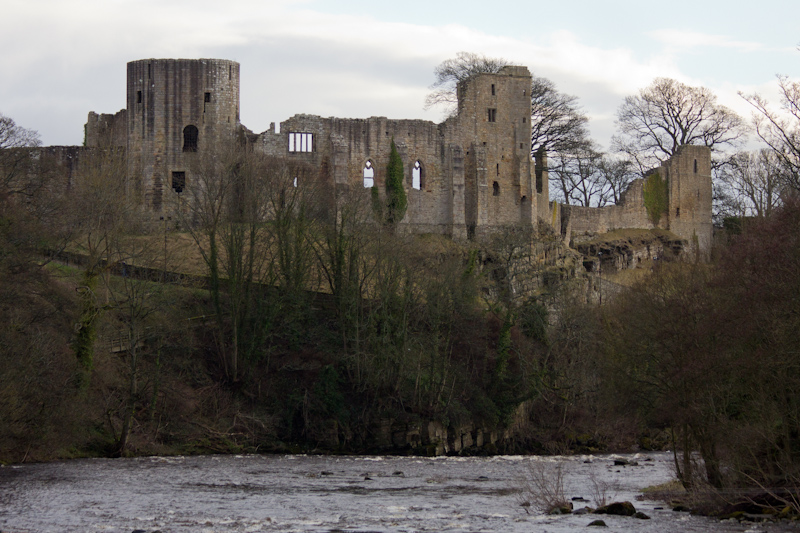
xmin=363 ymin=160 xmax=374 ymax=188
xmin=412 ymin=160 xmax=423 ymax=190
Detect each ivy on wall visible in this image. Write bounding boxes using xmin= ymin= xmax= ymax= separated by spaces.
xmin=643 ymin=171 xmax=669 ymax=226
xmin=385 ymin=138 xmax=407 ymax=226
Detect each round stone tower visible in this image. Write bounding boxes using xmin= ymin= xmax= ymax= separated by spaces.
xmin=126 ymin=58 xmax=240 ymax=211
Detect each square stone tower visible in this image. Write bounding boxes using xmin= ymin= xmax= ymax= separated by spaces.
xmin=449 ymin=65 xmax=538 ymax=237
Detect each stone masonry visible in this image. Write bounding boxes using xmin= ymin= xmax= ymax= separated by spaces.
xmin=80 ymin=58 xmax=712 ymax=256
xmin=565 ymin=145 xmax=712 ymax=259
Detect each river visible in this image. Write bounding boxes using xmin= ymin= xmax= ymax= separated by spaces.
xmin=0 ymin=452 xmax=791 ymax=532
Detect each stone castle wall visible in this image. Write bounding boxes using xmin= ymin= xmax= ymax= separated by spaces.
xmin=253 ymin=65 xmax=547 ymax=239
xmin=85 ymin=111 xmax=126 ymax=148
xmin=76 ymin=58 xmax=712 ymax=256
xmin=565 ymin=145 xmax=712 ymax=258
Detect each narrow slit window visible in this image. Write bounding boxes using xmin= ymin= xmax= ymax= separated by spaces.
xmin=363 ymin=160 xmax=374 ymax=188
xmin=496 ymin=163 xmax=500 ymax=176
xmin=694 ymin=159 xmax=698 ymax=173
xmin=491 ymin=84 xmax=496 ymax=96
xmin=288 ymin=132 xmax=313 ymax=153
xmin=137 ymin=90 xmax=142 ymax=104
xmin=488 ymin=108 xmax=497 ymax=122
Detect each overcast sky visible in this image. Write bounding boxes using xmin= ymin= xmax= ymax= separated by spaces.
xmin=2 ymin=0 xmax=797 ymax=150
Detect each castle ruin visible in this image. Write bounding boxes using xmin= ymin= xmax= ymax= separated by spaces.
xmin=79 ymin=58 xmax=712 ymax=257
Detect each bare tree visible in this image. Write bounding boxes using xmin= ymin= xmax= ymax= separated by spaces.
xmin=530 ymin=76 xmax=590 ymax=156
xmin=716 ymin=149 xmax=785 ymax=218
xmin=0 ymin=113 xmax=41 ymax=198
xmin=597 ymin=156 xmax=637 ymax=205
xmin=549 ymin=144 xmax=615 ymax=207
xmin=741 ymin=75 xmax=800 ymax=190
xmin=613 ymin=78 xmax=748 ymax=173
xmin=0 ymin=115 xmax=68 ymax=264
xmin=424 ymin=52 xmax=511 ymax=116
xmin=69 ymin=145 xmax=131 ymax=386
xmin=180 ymin=140 xmax=279 ymax=383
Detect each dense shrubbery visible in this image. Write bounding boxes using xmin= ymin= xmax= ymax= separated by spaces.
xmin=4 ymin=122 xmax=800 ymax=514
xmin=533 ymin=200 xmax=800 ymax=498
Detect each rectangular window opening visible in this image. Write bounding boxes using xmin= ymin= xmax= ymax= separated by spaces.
xmin=204 ymin=92 xmax=211 ymax=103
xmin=491 ymin=84 xmax=496 ymax=96
xmin=171 ymin=171 xmax=186 ymax=193
xmin=137 ymin=90 xmax=142 ymax=104
xmin=488 ymin=108 xmax=497 ymax=122
xmin=288 ymin=132 xmax=314 ymax=153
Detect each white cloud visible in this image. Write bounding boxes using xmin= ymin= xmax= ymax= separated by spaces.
xmin=649 ymin=29 xmax=766 ymax=52
xmin=1 ymin=0 xmax=789 ymax=153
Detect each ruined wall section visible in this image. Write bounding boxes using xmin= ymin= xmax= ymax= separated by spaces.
xmin=447 ymin=66 xmax=536 ymax=237
xmin=567 ymin=178 xmax=655 ymax=238
xmin=85 ymin=110 xmax=127 ymax=148
xmin=256 ymin=114 xmax=468 ymax=237
xmin=126 ymin=59 xmax=240 ymax=211
xmin=566 ymin=146 xmax=712 ymax=258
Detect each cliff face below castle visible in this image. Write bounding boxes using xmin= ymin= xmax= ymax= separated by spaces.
xmin=573 ymin=228 xmax=686 ymax=273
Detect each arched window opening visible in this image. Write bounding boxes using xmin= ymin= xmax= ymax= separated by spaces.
xmin=363 ymin=160 xmax=374 ymax=188
xmin=492 ymin=181 xmax=500 ymax=196
xmin=412 ymin=160 xmax=422 ymax=190
xmin=183 ymin=125 xmax=198 ymax=153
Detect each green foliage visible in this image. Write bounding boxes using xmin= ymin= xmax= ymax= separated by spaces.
xmin=519 ymin=298 xmax=549 ymax=345
xmin=312 ymin=365 xmax=349 ymax=422
xmin=370 ymin=185 xmax=383 ymax=222
xmin=643 ymin=171 xmax=669 ymax=226
xmin=385 ymin=139 xmax=407 ymax=226
xmin=72 ymin=272 xmax=100 ymax=386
